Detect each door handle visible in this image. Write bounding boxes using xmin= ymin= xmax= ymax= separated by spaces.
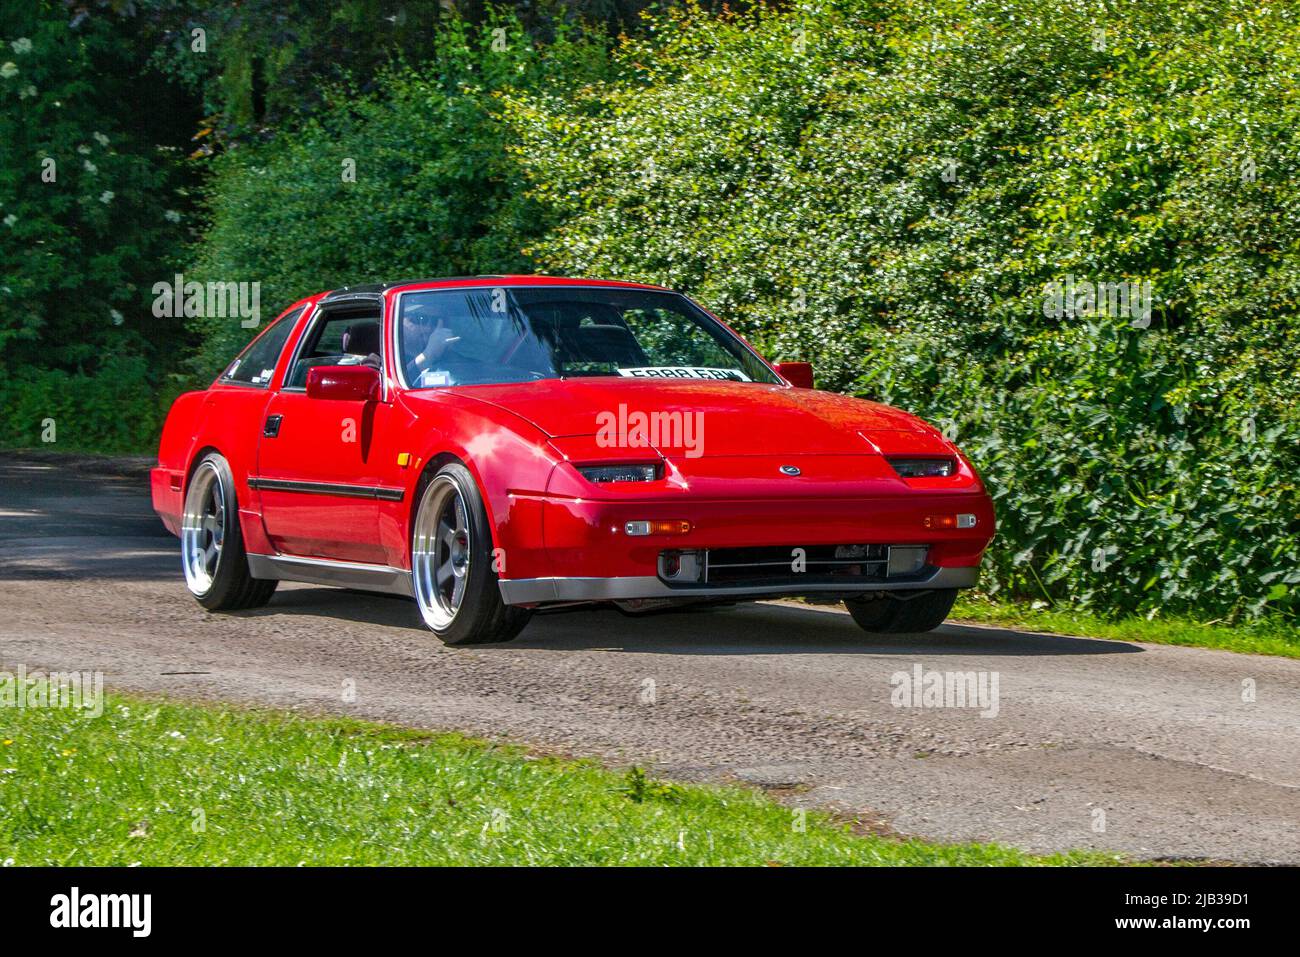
xmin=263 ymin=414 xmax=283 ymax=438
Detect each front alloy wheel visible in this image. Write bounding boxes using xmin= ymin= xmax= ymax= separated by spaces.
xmin=412 ymin=475 xmax=472 ymax=630
xmin=410 ymin=463 xmax=532 ymax=645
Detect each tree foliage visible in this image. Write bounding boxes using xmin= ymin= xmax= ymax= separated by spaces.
xmin=6 ymin=0 xmax=1298 ymax=621
xmin=1 ymin=0 xmax=198 ymax=451
xmin=505 ymin=0 xmax=1300 ymax=620
xmin=189 ymin=10 xmax=612 ymax=372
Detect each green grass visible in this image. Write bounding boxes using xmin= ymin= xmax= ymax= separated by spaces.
xmin=952 ymin=596 xmax=1300 ymax=660
xmin=0 ymin=691 xmax=1122 ymax=866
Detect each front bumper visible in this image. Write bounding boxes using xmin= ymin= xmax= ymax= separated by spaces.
xmin=526 ymin=489 xmax=994 ymax=580
xmin=498 ymin=564 xmax=979 ymax=605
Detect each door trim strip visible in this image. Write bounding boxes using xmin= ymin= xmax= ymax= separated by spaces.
xmin=248 ymin=477 xmax=404 ymax=502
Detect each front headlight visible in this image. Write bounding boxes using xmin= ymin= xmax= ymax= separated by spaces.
xmin=577 ymin=463 xmax=663 ymax=483
xmin=888 ymin=457 xmax=956 ymax=478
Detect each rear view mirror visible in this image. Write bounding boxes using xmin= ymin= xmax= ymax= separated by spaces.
xmin=306 ymin=365 xmax=381 ymax=402
xmin=775 ymin=361 xmax=814 ymax=389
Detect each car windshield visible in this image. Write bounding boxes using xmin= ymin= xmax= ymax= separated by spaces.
xmin=395 ymin=286 xmax=779 ymax=388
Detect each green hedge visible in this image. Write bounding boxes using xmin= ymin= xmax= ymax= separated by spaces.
xmin=1 ymin=2 xmax=199 ymax=456
xmin=503 ymin=0 xmax=1300 ymax=621
xmin=0 ymin=355 xmax=174 ymax=453
xmin=189 ymin=0 xmax=1300 ymax=622
xmin=188 ymin=12 xmax=610 ymax=376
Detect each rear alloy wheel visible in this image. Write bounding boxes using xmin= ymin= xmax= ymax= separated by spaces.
xmin=181 ymin=453 xmax=277 ymax=611
xmin=410 ymin=463 xmax=532 ymax=645
xmin=845 ymin=589 xmax=957 ymax=634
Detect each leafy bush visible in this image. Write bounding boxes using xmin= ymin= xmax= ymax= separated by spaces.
xmin=189 ymin=11 xmax=611 ymax=376
xmin=0 ymin=1 xmax=198 ymax=453
xmin=0 ymin=356 xmax=173 ymax=453
xmin=141 ymin=1 xmax=656 ymax=138
xmin=506 ymin=0 xmax=1300 ymax=621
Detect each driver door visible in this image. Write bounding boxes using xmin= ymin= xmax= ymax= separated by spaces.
xmin=254 ymin=301 xmax=395 ymax=564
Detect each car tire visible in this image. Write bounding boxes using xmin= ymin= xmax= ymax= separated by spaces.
xmin=181 ymin=452 xmax=278 ymax=611
xmin=844 ymin=589 xmax=957 ymax=634
xmin=410 ymin=462 xmax=533 ymax=645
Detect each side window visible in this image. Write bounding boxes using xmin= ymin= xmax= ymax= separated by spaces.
xmin=222 ymin=308 xmax=302 ymax=387
xmin=285 ymin=308 xmax=383 ymax=388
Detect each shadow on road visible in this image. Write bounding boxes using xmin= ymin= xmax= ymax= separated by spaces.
xmin=240 ymin=585 xmax=1141 ymax=657
xmin=1 ymin=451 xmax=1140 ymax=657
xmin=0 ymin=459 xmax=173 ymax=582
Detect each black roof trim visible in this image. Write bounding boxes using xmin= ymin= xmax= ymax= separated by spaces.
xmin=317 ymin=291 xmax=385 ymax=306
xmin=321 ymin=276 xmax=507 ymax=301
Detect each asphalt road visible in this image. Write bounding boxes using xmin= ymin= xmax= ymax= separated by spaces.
xmin=1 ymin=452 xmax=1297 ymax=863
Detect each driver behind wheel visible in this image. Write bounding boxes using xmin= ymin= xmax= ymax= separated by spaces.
xmin=402 ymin=298 xmax=521 ymax=386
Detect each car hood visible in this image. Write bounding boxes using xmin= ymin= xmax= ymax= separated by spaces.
xmin=450 ymin=379 xmax=943 ymax=457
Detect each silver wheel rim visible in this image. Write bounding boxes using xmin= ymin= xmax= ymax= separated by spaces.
xmin=181 ymin=461 xmax=225 ymax=596
xmin=412 ymin=476 xmax=471 ymax=630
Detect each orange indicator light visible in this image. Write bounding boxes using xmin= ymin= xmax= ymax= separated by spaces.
xmin=624 ymin=520 xmax=692 ymax=536
xmin=924 ymin=514 xmax=977 ymax=529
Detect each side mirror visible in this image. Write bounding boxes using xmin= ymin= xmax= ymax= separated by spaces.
xmin=775 ymin=361 xmax=815 ymax=389
xmin=306 ymin=364 xmax=381 ymax=402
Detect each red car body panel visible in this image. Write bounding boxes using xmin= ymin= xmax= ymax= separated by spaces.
xmin=152 ymin=277 xmax=995 ymax=606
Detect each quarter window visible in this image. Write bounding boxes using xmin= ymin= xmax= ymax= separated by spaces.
xmin=222 ymin=308 xmax=302 ymax=387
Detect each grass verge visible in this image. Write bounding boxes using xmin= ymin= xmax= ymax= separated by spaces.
xmin=952 ymin=596 xmax=1300 ymax=660
xmin=0 ymin=690 xmax=1122 ymax=866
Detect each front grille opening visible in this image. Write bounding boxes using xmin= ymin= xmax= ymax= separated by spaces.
xmin=658 ymin=544 xmax=930 ymax=588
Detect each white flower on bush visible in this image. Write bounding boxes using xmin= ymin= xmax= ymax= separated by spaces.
xmin=110 ymin=309 xmax=124 ymax=326
xmin=77 ymin=144 xmax=91 ymax=155
xmin=11 ymin=38 xmax=32 ymax=55
xmin=99 ymin=191 xmax=114 ymax=204
xmin=164 ymin=209 xmax=182 ymax=223
xmin=93 ymin=131 xmax=110 ymax=146
xmin=3 ymin=214 xmax=16 ymax=228
xmin=83 ymin=160 xmax=97 ymax=174
xmin=1 ymin=62 xmax=17 ymax=79
xmin=19 ymin=85 xmax=35 ymax=99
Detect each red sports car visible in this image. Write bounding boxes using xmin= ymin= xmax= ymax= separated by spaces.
xmin=152 ymin=276 xmax=994 ymax=644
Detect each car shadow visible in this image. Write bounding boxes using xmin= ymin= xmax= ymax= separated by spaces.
xmin=0 ymin=458 xmax=174 ymax=583
xmin=241 ymin=585 xmax=1141 ymax=657
xmin=4 ymin=455 xmax=1135 ymax=658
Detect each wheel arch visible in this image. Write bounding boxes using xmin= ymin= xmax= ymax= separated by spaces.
xmin=183 ymin=445 xmax=273 ymax=556
xmin=408 ymin=451 xmax=487 ymax=543
xmin=398 ymin=397 xmax=557 ymax=579
xmin=184 ymin=444 xmax=222 ymax=496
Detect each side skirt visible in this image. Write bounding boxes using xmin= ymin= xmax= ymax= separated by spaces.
xmin=247 ymin=554 xmax=413 ymax=597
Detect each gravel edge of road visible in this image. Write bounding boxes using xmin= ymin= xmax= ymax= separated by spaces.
xmin=2 ymin=447 xmax=154 ymax=480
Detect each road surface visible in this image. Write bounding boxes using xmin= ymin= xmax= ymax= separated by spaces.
xmin=1 ymin=452 xmax=1297 ymax=862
